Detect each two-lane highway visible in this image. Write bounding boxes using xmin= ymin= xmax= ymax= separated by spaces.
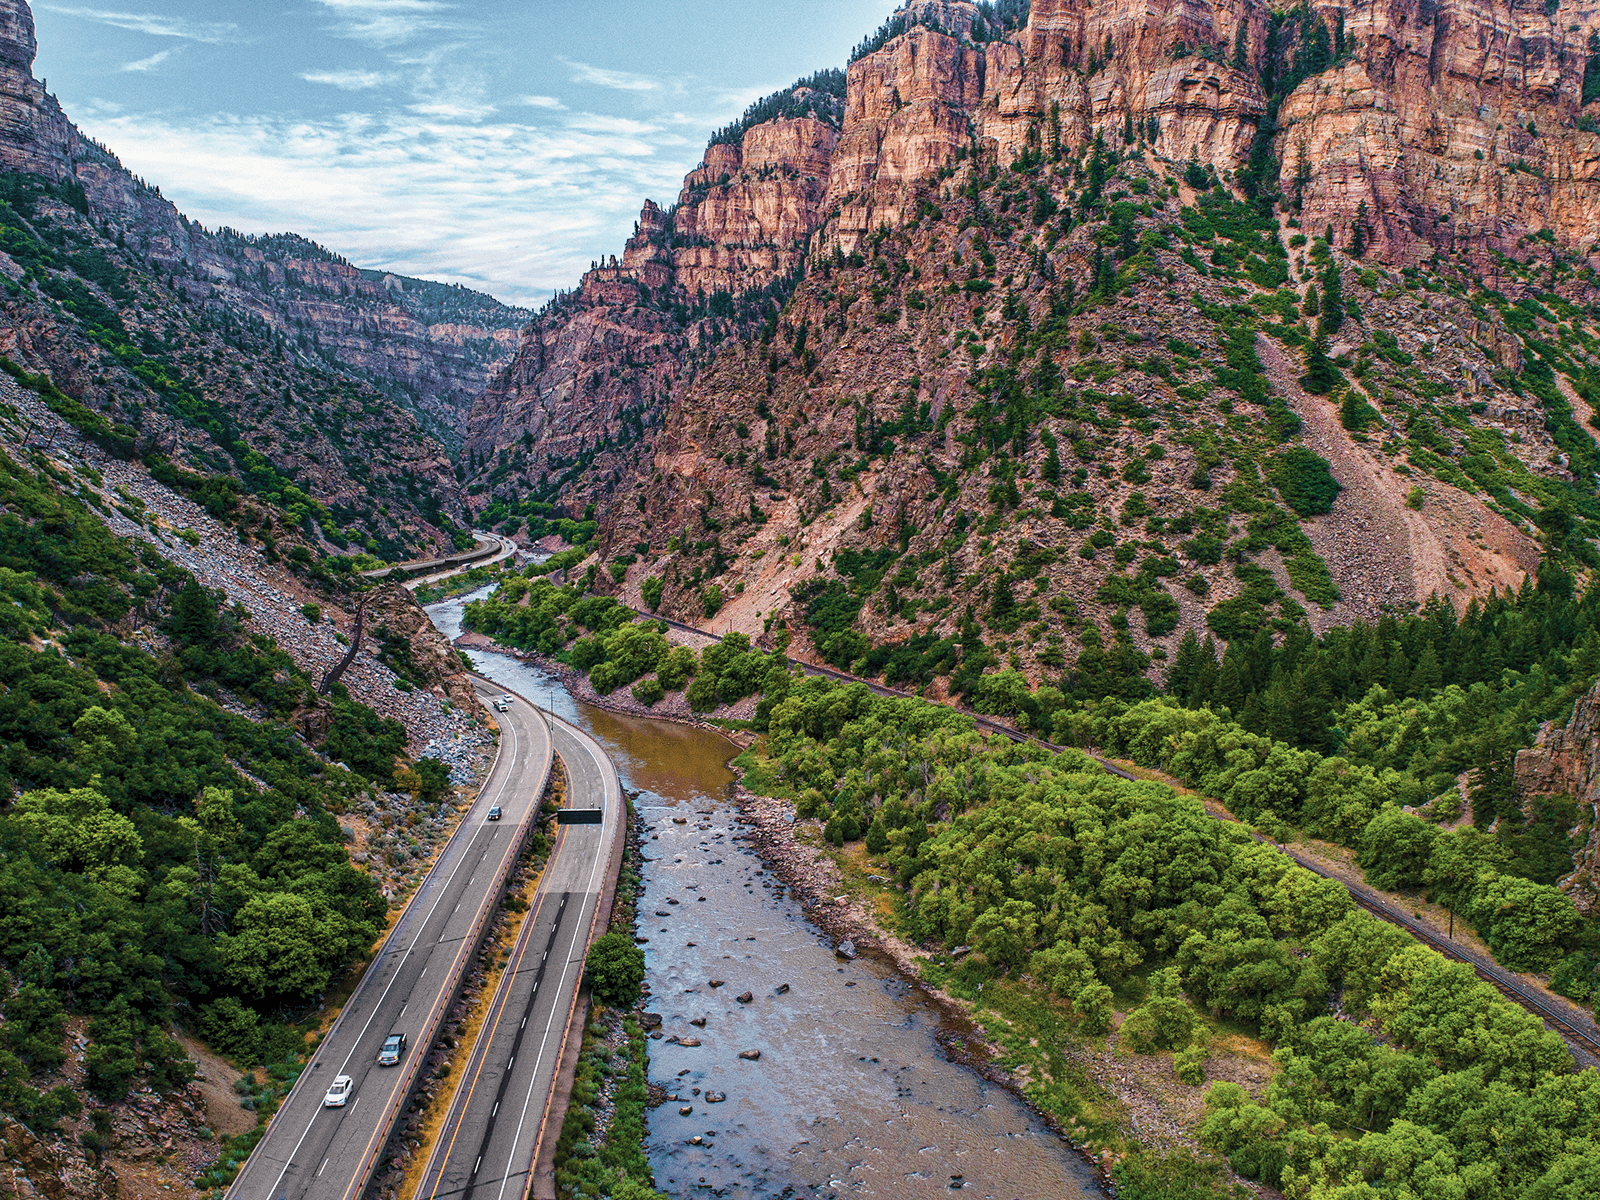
xmin=228 ymin=681 xmax=552 ymax=1200
xmin=413 ymin=712 xmax=623 ymax=1200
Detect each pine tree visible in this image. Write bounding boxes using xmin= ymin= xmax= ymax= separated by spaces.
xmin=1411 ymin=642 xmax=1443 ymax=697
xmin=1470 ymin=722 xmax=1521 ymax=828
xmin=1213 ymin=655 xmax=1246 ymax=712
xmin=1303 ymin=283 xmax=1320 ymax=318
xmin=1350 ymin=200 xmax=1369 ymax=257
xmin=1193 ymin=635 xmax=1220 ymax=704
xmin=1319 ymin=261 xmax=1344 ymax=335
xmin=1386 ymin=643 xmax=1412 ymax=696
xmin=1300 ymin=335 xmax=1342 ymax=395
xmin=1169 ymin=630 xmax=1202 ymax=699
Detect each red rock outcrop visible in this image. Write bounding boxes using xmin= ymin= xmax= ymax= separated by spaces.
xmin=1516 ymin=680 xmax=1600 ymax=915
xmin=1276 ymin=0 xmax=1600 ymax=271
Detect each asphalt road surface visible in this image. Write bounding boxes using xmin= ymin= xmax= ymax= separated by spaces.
xmin=413 ymin=713 xmax=623 ymax=1200
xmin=228 ymin=681 xmax=552 ymax=1200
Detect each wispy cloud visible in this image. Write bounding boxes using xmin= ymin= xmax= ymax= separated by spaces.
xmin=308 ymin=0 xmax=459 ymax=45
xmin=516 ymin=95 xmax=566 ymax=111
xmin=70 ymin=103 xmax=702 ymax=306
xmin=561 ymin=59 xmax=664 ymax=93
xmin=122 ymin=47 xmax=176 ymax=72
xmin=39 ymin=5 xmax=238 ymax=42
xmin=302 ymin=69 xmax=396 ymax=91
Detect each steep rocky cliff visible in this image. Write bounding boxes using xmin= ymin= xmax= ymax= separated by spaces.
xmin=0 ymin=0 xmax=529 ymax=553
xmin=467 ymin=0 xmax=1599 ymax=680
xmin=1517 ymin=679 xmax=1600 ymax=915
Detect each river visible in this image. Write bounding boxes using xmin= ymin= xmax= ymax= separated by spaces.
xmin=428 ymin=589 xmax=1101 ymax=1199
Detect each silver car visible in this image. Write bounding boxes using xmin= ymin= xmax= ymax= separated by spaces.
xmin=377 ymin=1032 xmax=407 ymax=1066
xmin=324 ymin=1075 xmax=353 ymax=1107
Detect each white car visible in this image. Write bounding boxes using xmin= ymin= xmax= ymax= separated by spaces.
xmin=493 ymin=698 xmax=510 ymax=712
xmin=324 ymin=1075 xmax=353 ymax=1107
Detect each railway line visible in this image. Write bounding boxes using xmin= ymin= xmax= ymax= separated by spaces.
xmin=629 ymin=602 xmax=1600 ymax=1066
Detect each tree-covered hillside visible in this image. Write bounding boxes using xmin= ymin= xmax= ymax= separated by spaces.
xmin=0 ymin=440 xmax=447 ymax=1187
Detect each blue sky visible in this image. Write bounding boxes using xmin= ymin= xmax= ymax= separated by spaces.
xmin=31 ymin=2 xmax=898 ymax=306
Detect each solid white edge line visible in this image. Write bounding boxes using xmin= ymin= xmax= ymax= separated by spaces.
xmin=492 ymin=716 xmax=619 ymax=1200
xmin=247 ymin=689 xmax=527 ymax=1200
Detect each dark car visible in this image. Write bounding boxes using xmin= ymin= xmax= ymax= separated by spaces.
xmin=487 ymin=806 xmax=502 ymax=821
xmin=377 ymin=1032 xmax=407 ymax=1066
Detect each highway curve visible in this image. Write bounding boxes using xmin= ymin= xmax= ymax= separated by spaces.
xmin=227 ymin=680 xmax=552 ymax=1200
xmin=412 ymin=711 xmax=623 ymax=1200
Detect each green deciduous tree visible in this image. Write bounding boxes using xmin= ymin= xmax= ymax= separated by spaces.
xmin=585 ymin=931 xmax=646 ymax=1008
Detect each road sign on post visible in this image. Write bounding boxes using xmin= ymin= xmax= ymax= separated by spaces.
xmin=556 ymin=808 xmax=604 ymax=825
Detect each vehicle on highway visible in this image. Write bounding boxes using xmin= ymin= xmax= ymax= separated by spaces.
xmin=377 ymin=1032 xmax=407 ymax=1066
xmin=324 ymin=1075 xmax=353 ymax=1107
xmin=487 ymin=805 xmax=502 ymax=821
xmin=494 ymin=697 xmax=510 ymax=712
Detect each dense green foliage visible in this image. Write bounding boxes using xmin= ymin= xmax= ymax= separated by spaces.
xmin=583 ymin=932 xmax=645 ymax=1008
xmin=0 ymin=447 xmax=405 ymax=1132
xmin=748 ymin=679 xmax=1599 ymax=1199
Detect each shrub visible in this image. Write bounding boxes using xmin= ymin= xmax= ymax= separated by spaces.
xmin=1271 ymin=447 xmax=1341 ymax=516
xmin=584 ymin=932 xmax=645 ymax=1008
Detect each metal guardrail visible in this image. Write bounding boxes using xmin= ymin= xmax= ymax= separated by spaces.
xmin=338 ymin=697 xmax=554 ymax=1200
xmin=226 ymin=692 xmax=552 ymax=1200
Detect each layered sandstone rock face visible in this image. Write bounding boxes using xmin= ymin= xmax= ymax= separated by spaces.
xmin=1517 ymin=680 xmax=1600 ymax=915
xmin=0 ymin=0 xmax=524 ymax=454
xmin=466 ymin=106 xmax=844 ymax=485
xmin=1277 ymin=0 xmax=1600 ymax=271
xmin=0 ymin=0 xmax=69 ymax=178
xmin=471 ymin=0 xmax=1600 ymax=532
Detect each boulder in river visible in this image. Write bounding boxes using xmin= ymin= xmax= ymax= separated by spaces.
xmin=690 ymin=1017 xmax=706 ymax=1027
xmin=709 ymin=979 xmax=725 ymax=988
xmin=680 ymin=1037 xmax=702 ymax=1047
xmin=639 ymin=1012 xmax=662 ymax=1029
xmin=775 ymin=984 xmax=790 ymax=995
xmin=738 ymin=1049 xmax=761 ymax=1061
xmin=736 ymin=991 xmax=753 ymax=1004
xmin=706 ymin=1091 xmax=726 ymax=1103
xmin=680 ymin=1106 xmax=693 ymax=1116
xmin=835 ymin=940 xmax=857 ymax=960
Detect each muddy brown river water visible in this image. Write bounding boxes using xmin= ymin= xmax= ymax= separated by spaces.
xmin=430 ymin=592 xmax=1101 ymax=1199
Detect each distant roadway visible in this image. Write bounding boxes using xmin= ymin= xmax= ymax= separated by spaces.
xmin=227 ymin=680 xmax=553 ymax=1200
xmin=412 ymin=712 xmax=623 ymax=1200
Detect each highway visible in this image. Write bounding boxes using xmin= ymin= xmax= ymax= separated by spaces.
xmin=358 ymin=532 xmax=514 ymax=585
xmin=413 ymin=712 xmax=624 ymax=1200
xmin=227 ymin=680 xmax=553 ymax=1200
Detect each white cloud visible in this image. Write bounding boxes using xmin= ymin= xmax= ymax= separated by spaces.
xmin=516 ymin=95 xmax=566 ymax=110
xmin=561 ymin=59 xmax=664 ymax=93
xmin=69 ymin=104 xmax=704 ymax=307
xmin=122 ymin=47 xmax=176 ymax=72
xmin=308 ymin=0 xmax=459 ymax=45
xmin=39 ymin=5 xmax=238 ymax=42
xmin=302 ymin=69 xmax=396 ymax=91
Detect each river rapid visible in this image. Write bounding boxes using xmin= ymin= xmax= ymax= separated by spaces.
xmin=428 ymin=590 xmax=1100 ymax=1199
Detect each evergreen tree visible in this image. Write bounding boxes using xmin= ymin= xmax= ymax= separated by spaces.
xmin=1300 ymin=335 xmax=1342 ymax=394
xmin=1411 ymin=642 xmax=1443 ymax=697
xmin=1169 ymin=630 xmax=1203 ymax=699
xmin=1303 ymin=282 xmax=1320 ymax=318
xmin=1386 ymin=643 xmax=1412 ymax=696
xmin=1350 ymin=200 xmax=1369 ymax=257
xmin=1192 ymin=635 xmax=1220 ymax=704
xmin=1319 ymin=260 xmax=1344 ymax=335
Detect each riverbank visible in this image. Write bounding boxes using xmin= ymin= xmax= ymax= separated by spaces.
xmin=453 ymin=631 xmax=762 ymax=740
xmin=454 ymin=637 xmax=1132 ymax=1184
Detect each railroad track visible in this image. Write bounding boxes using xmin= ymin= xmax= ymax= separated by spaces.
xmin=1307 ymin=859 xmax=1600 ymax=1063
xmin=615 ymin=604 xmax=1600 ymax=1062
